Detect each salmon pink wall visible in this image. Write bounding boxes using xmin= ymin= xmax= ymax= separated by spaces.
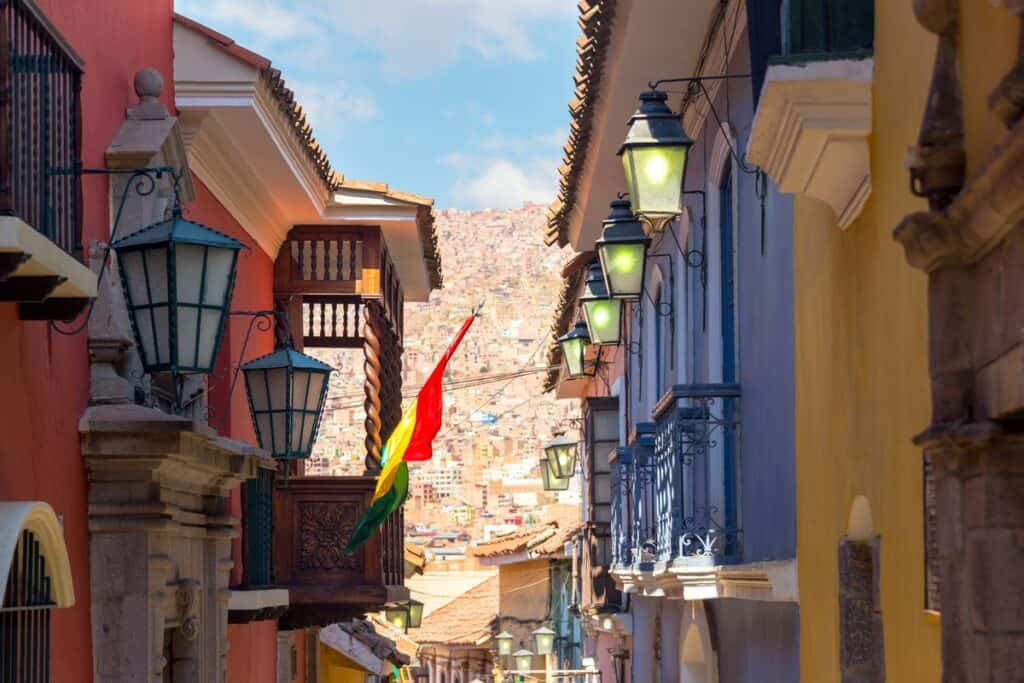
xmin=187 ymin=177 xmax=275 ymax=587
xmin=0 ymin=3 xmax=174 ymax=682
xmin=227 ymin=621 xmax=278 ymax=683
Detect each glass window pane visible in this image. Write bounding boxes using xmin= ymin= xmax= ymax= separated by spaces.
xmin=174 ymin=244 xmax=204 ymax=305
xmin=142 ymin=248 xmax=169 ymax=304
xmin=202 ymin=247 xmax=235 ymax=305
xmin=196 ymin=308 xmax=223 ymax=370
xmin=247 ymin=369 xmax=270 ymax=412
xmin=176 ymin=307 xmax=199 ymax=367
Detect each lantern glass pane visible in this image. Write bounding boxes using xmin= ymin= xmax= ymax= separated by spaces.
xmin=121 ymin=247 xmax=170 ymax=366
xmin=515 ymin=653 xmax=533 ymax=672
xmin=408 ymin=601 xmax=424 ymax=628
xmin=246 ymin=369 xmax=271 ymax=412
xmin=497 ymin=637 xmax=512 ymax=656
xmin=552 ymin=446 xmax=575 ymax=478
xmin=623 ymin=145 xmax=688 ymax=218
xmin=582 ymin=298 xmax=622 ymax=345
xmin=561 ymin=337 xmax=586 ymax=377
xmin=200 ymin=246 xmax=236 ymax=304
xmin=599 ymin=242 xmax=646 ymax=298
xmin=174 ymin=244 xmax=234 ymax=370
xmin=534 ymin=632 xmax=555 ymax=656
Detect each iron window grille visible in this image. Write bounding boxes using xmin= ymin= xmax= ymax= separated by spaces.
xmin=243 ymin=467 xmax=275 ymax=588
xmin=1 ymin=529 xmax=55 ymax=683
xmin=1 ymin=0 xmax=84 ymax=257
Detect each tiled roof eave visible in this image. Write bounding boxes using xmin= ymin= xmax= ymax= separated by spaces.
xmin=545 ymin=0 xmax=619 ymax=248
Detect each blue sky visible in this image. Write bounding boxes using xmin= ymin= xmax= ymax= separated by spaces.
xmin=174 ymin=0 xmax=580 ymax=210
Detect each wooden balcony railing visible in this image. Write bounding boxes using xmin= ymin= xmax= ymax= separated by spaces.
xmin=779 ymin=0 xmax=873 ymax=61
xmin=272 ymin=475 xmax=407 ymax=628
xmin=0 ymin=0 xmax=83 ymax=257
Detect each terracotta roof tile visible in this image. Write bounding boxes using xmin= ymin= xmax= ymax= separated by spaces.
xmin=407 ymin=576 xmax=499 ymax=645
xmin=545 ymin=0 xmax=618 ymax=248
xmin=469 ymin=521 xmax=575 ymax=560
xmin=543 ymin=254 xmax=593 ymax=392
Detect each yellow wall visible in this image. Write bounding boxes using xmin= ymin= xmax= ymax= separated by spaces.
xmin=795 ymin=2 xmax=1019 ymax=682
xmin=319 ymin=643 xmax=373 ymax=683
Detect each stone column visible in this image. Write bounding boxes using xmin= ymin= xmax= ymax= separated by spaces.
xmin=81 ymin=404 xmax=262 ymax=682
xmin=658 ymin=600 xmax=681 ymax=683
xmin=629 ymin=596 xmax=657 ymax=682
xmin=896 ymin=5 xmax=1024 ymax=672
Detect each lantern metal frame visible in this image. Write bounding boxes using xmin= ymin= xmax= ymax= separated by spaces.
xmin=111 ymin=208 xmax=244 ymax=375
xmin=595 ymin=198 xmax=651 ymax=300
xmin=544 ymin=435 xmax=579 ymax=479
xmin=532 ymin=626 xmax=556 ymax=656
xmin=579 ymin=262 xmax=623 ymax=346
xmin=540 ymin=456 xmax=571 ymax=492
xmin=557 ymin=320 xmax=596 ymax=380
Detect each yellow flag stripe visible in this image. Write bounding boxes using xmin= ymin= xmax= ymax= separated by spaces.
xmin=371 ymin=400 xmax=418 ymax=503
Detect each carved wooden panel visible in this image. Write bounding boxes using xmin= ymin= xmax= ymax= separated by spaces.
xmin=298 ymin=501 xmax=360 ymax=572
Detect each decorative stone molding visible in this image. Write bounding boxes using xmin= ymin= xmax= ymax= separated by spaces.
xmin=613 ymin=559 xmax=798 ymax=603
xmin=747 ymin=58 xmax=873 ymax=230
xmin=80 ymin=403 xmax=265 ymax=683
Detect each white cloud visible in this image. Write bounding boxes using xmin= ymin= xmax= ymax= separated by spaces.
xmin=178 ymin=0 xmax=313 ymax=41
xmin=450 ymin=157 xmax=557 ymax=210
xmin=329 ymin=1 xmax=575 ymax=76
xmin=287 ymin=79 xmax=377 ymax=132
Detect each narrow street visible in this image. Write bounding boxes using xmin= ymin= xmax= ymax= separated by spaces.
xmin=0 ymin=2 xmax=1022 ymax=683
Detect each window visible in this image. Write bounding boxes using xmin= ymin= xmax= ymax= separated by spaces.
xmin=654 ymin=285 xmax=664 ymax=400
xmin=1 ymin=530 xmax=55 ymax=683
xmin=2 ymin=0 xmax=84 ymax=255
xmin=719 ymin=167 xmax=737 ymax=384
xmin=924 ymin=453 xmax=940 ymax=612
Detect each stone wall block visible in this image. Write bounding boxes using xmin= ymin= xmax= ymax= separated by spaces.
xmin=967 ymin=530 xmax=1024 ymax=633
xmin=935 ymin=457 xmax=965 ymax=554
xmin=964 ymin=472 xmax=1024 ymax=529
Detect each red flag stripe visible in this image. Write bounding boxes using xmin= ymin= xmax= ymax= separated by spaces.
xmin=403 ymin=314 xmax=476 ymax=462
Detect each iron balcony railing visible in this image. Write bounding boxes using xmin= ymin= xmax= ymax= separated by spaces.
xmin=609 ymin=447 xmax=633 ymax=567
xmin=778 ymin=0 xmax=874 ymax=61
xmin=242 ymin=466 xmax=275 ymax=587
xmin=1 ymin=0 xmax=84 ymax=257
xmin=651 ymin=384 xmax=742 ymax=565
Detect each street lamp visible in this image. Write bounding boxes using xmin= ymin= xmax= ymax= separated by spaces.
xmin=384 ymin=605 xmax=410 ymax=633
xmin=595 ymin=198 xmax=651 ymax=300
xmin=618 ymin=90 xmax=694 ymax=232
xmin=495 ymin=631 xmax=514 ymax=656
xmin=557 ymin=321 xmax=592 ymax=379
xmin=579 ymin=262 xmax=622 ymax=346
xmin=513 ymin=649 xmax=534 ymax=673
xmin=112 ymin=211 xmax=243 ymax=374
xmin=242 ymin=345 xmax=333 ymax=460
xmin=532 ymin=627 xmax=556 ymax=656
xmin=540 ymin=457 xmax=571 ymax=492
xmin=407 ymin=599 xmax=424 ymax=629
xmin=544 ymin=436 xmax=578 ymax=479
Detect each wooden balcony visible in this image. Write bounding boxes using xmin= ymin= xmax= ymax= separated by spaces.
xmin=272 ymin=475 xmax=407 ymax=628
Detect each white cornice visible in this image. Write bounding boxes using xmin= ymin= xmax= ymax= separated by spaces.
xmin=747 ymin=58 xmax=874 ymax=230
xmin=613 ymin=558 xmax=798 ymax=602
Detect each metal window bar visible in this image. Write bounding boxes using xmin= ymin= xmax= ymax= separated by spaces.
xmin=1 ymin=0 xmax=83 ymax=258
xmin=609 ymin=447 xmax=633 ymax=568
xmin=781 ymin=0 xmax=874 ymax=59
xmin=1 ymin=529 xmax=55 ymax=683
xmin=243 ymin=467 xmax=274 ymax=587
xmin=653 ymin=384 xmax=742 ymax=565
xmin=630 ymin=424 xmax=658 ymax=567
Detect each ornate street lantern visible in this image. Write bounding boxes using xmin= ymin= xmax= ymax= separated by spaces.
xmin=112 ymin=211 xmax=243 ymax=374
xmin=544 ymin=436 xmax=578 ymax=479
xmin=595 ymin=199 xmax=651 ymax=299
xmin=385 ymin=605 xmax=410 ymax=633
xmin=242 ymin=346 xmax=333 ymax=460
xmin=557 ymin=321 xmax=592 ymax=380
xmin=618 ymin=90 xmax=694 ymax=231
xmin=532 ymin=627 xmax=556 ymax=656
xmin=495 ymin=631 xmax=514 ymax=656
xmin=514 ymin=649 xmax=534 ymax=673
xmin=579 ymin=262 xmax=622 ymax=346
xmin=407 ymin=599 xmax=425 ymax=629
xmin=540 ymin=457 xmax=570 ymax=492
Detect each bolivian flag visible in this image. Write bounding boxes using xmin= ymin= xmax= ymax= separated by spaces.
xmin=344 ymin=312 xmax=477 ymax=553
